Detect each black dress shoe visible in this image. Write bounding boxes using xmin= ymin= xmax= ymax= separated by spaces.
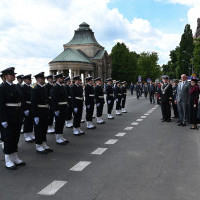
xmin=6 ymin=165 xmax=17 ymax=170
xmin=178 ymin=123 xmax=183 ymax=126
xmin=74 ymin=133 xmax=81 ymax=136
xmin=182 ymin=123 xmax=186 ymax=126
xmin=15 ymin=161 xmax=26 ymax=166
xmin=45 ymin=148 xmax=54 ymax=152
xmin=80 ymin=132 xmax=85 ymax=135
xmin=166 ymin=119 xmax=171 ymax=122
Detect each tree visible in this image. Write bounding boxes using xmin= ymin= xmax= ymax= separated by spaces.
xmin=137 ymin=52 xmax=161 ymax=81
xmin=110 ymin=42 xmax=138 ymax=83
xmin=193 ymin=39 xmax=200 ymax=75
xmin=177 ymin=24 xmax=194 ymax=77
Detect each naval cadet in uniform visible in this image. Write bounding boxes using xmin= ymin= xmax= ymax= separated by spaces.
xmin=0 ymin=67 xmax=25 ymax=170
xmin=44 ymin=75 xmax=55 ymax=134
xmin=106 ymin=78 xmax=114 ymax=119
xmin=121 ymin=81 xmax=127 ymax=113
xmin=64 ymin=76 xmax=73 ymax=128
xmin=71 ymin=76 xmax=85 ymax=136
xmin=115 ymin=81 xmax=122 ymax=115
xmin=51 ymin=73 xmax=69 ymax=145
xmin=94 ymin=77 xmax=105 ymax=124
xmin=32 ymin=72 xmax=53 ymax=153
xmin=21 ymin=74 xmax=35 ymax=143
xmin=84 ymin=76 xmax=96 ymax=129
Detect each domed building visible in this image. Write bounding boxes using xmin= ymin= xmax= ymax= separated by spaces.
xmin=49 ymin=22 xmax=112 ymax=82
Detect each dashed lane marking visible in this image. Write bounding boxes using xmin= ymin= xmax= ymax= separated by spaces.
xmin=70 ymin=161 xmax=91 ymax=172
xmin=136 ymin=119 xmax=143 ymax=122
xmin=91 ymin=148 xmax=108 ymax=155
xmin=131 ymin=122 xmax=138 ymax=126
xmin=116 ymin=132 xmax=127 ymax=137
xmin=144 ymin=114 xmax=149 ymax=116
xmin=38 ymin=181 xmax=67 ymax=196
xmin=140 ymin=116 xmax=147 ymax=119
xmin=105 ymin=139 xmax=118 ymax=144
xmin=124 ymin=127 xmax=134 ymax=130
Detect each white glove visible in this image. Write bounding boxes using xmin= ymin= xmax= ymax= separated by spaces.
xmin=24 ymin=110 xmax=29 ymax=116
xmin=1 ymin=122 xmax=8 ymax=128
xmin=96 ymin=103 xmax=100 ymax=107
xmin=34 ymin=117 xmax=39 ymax=125
xmin=86 ymin=105 xmax=90 ymax=109
xmin=55 ymin=111 xmax=60 ymax=117
xmin=74 ymin=108 xmax=78 ymax=113
xmin=108 ymin=100 xmax=111 ymax=104
xmin=116 ymin=99 xmax=118 ymax=102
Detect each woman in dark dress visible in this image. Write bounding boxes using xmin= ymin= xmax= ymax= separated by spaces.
xmin=189 ymin=78 xmax=199 ymax=129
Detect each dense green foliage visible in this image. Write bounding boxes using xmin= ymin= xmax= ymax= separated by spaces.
xmin=193 ymin=39 xmax=200 ymax=75
xmin=110 ymin=42 xmax=161 ymax=83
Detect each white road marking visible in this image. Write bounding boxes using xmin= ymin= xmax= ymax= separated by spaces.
xmin=124 ymin=127 xmax=133 ymax=130
xmin=38 ymin=181 xmax=67 ymax=196
xmin=136 ymin=119 xmax=143 ymax=122
xmin=152 ymin=108 xmax=156 ymax=110
xmin=70 ymin=161 xmax=91 ymax=171
xmin=91 ymin=148 xmax=108 ymax=155
xmin=116 ymin=132 xmax=127 ymax=137
xmin=105 ymin=139 xmax=118 ymax=144
xmin=144 ymin=113 xmax=149 ymax=116
xmin=140 ymin=116 xmax=147 ymax=118
xmin=131 ymin=122 xmax=138 ymax=126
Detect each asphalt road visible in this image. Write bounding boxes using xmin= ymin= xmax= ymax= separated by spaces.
xmin=1 ymin=93 xmax=200 ymax=200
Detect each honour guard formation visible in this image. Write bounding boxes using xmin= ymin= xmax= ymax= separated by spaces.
xmin=0 ymin=67 xmax=128 ymax=170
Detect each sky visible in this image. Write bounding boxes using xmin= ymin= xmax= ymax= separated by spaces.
xmin=0 ymin=0 xmax=200 ymax=75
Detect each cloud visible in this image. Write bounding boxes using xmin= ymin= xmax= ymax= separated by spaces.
xmin=0 ymin=0 xmax=183 ymax=75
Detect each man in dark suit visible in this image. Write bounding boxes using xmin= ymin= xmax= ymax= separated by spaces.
xmin=0 ymin=67 xmax=25 ymax=170
xmin=51 ymin=73 xmax=69 ymax=144
xmin=84 ymin=76 xmax=96 ymax=129
xmin=45 ymin=75 xmax=55 ymax=133
xmin=148 ymin=80 xmax=155 ymax=104
xmin=21 ymin=74 xmax=34 ymax=143
xmin=32 ymin=72 xmax=53 ymax=153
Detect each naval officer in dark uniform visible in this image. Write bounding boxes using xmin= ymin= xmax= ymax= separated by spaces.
xmin=159 ymin=75 xmax=173 ymax=122
xmin=45 ymin=75 xmax=55 ymax=134
xmin=84 ymin=76 xmax=96 ymax=129
xmin=114 ymin=81 xmax=122 ymax=115
xmin=106 ymin=78 xmax=114 ymax=119
xmin=21 ymin=74 xmax=35 ymax=143
xmin=121 ymin=81 xmax=127 ymax=113
xmin=32 ymin=72 xmax=53 ymax=153
xmin=70 ymin=75 xmax=84 ymax=136
xmin=94 ymin=77 xmax=105 ymax=124
xmin=64 ymin=76 xmax=73 ymax=128
xmin=0 ymin=67 xmax=25 ymax=170
xmin=51 ymin=73 xmax=69 ymax=144
xmin=0 ymin=73 xmax=6 ymax=145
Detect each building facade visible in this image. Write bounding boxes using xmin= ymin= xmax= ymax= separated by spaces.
xmin=49 ymin=22 xmax=111 ymax=82
xmin=194 ymin=18 xmax=200 ymax=39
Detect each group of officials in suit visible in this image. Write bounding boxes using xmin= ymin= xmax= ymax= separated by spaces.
xmin=156 ymin=74 xmax=199 ymax=130
xmin=0 ymin=67 xmax=128 ymax=170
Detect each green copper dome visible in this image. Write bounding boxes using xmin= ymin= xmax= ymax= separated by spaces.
xmin=65 ymin=22 xmax=102 ymax=46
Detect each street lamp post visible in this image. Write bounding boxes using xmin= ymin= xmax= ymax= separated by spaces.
xmin=182 ymin=51 xmax=194 ymax=75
